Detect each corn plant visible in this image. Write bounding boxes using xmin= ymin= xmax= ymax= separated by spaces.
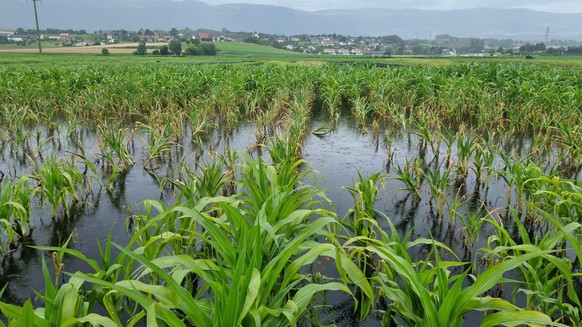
xmin=70 ymin=155 xmax=369 ymax=326
xmin=30 ymin=155 xmax=90 ymax=219
xmin=343 ymin=171 xmax=385 ymax=240
xmin=350 ymin=97 xmax=370 ymax=130
xmin=97 ymin=124 xmax=136 ymax=191
xmin=341 ymin=171 xmax=386 ymax=318
xmin=423 ymin=164 xmax=452 ymax=219
xmin=484 ymin=208 xmax=581 ymax=326
xmin=320 ymin=74 xmax=342 ymax=126
xmin=369 ymin=242 xmax=563 ymax=327
xmin=0 ymin=236 xmax=118 ymax=327
xmin=139 ymin=123 xmax=175 ymax=170
xmin=393 ymin=158 xmax=422 ymax=201
xmin=455 ymin=132 xmax=476 ymax=181
xmin=0 ymin=176 xmax=33 ymax=251
xmin=449 ymin=198 xmax=487 ymax=255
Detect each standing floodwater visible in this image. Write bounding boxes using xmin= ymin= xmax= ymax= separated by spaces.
xmin=0 ymin=63 xmax=580 ymax=326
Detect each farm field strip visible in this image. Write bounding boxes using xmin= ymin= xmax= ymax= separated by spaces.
xmin=0 ymin=62 xmax=581 ymax=326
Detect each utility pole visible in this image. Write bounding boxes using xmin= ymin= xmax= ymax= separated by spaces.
xmin=545 ymin=26 xmax=550 ymax=44
xmin=32 ymin=0 xmax=42 ymax=54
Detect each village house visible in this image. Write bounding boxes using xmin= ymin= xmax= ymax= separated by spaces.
xmin=7 ymin=34 xmax=31 ymax=42
xmin=321 ymin=38 xmax=337 ymax=47
xmin=197 ymin=32 xmax=213 ymax=41
xmin=442 ymin=48 xmax=457 ymax=55
xmin=59 ymin=33 xmax=71 ymax=41
xmin=138 ymin=33 xmax=160 ymax=42
xmin=337 ymin=48 xmax=350 ymax=55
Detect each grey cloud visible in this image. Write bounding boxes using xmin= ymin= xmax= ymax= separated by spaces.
xmin=202 ymin=0 xmax=581 ymax=12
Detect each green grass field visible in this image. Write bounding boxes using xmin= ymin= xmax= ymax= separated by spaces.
xmin=1 ymin=41 xmax=582 ymax=67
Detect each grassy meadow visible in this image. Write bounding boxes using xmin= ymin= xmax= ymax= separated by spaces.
xmin=2 ymin=41 xmax=582 ymax=66
xmin=0 ymin=46 xmax=581 ymax=326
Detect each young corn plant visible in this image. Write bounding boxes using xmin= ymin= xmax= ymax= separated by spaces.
xmin=320 ymin=75 xmax=342 ymax=127
xmin=455 ymin=132 xmax=476 ymax=181
xmin=341 ymin=171 xmax=386 ymax=319
xmin=350 ymin=97 xmax=371 ymax=131
xmin=30 ymin=155 xmax=89 ymax=219
xmin=72 ymin=155 xmax=367 ymax=326
xmin=484 ymin=208 xmax=581 ymax=326
xmin=412 ymin=115 xmax=440 ymax=157
xmin=423 ymin=164 xmax=452 ymax=220
xmin=393 ymin=158 xmax=423 ymax=202
xmin=497 ymin=155 xmax=545 ymax=219
xmin=97 ymin=124 xmax=136 ymax=191
xmin=448 ymin=196 xmax=487 ymax=255
xmin=0 ymin=176 xmax=34 ymax=251
xmin=0 ymin=273 xmax=117 ymax=327
xmin=139 ymin=123 xmax=176 ymax=174
xmin=1 ymin=233 xmax=119 ymax=326
xmin=369 ymin=241 xmax=563 ymax=327
xmin=71 ymin=212 xmax=355 ymax=326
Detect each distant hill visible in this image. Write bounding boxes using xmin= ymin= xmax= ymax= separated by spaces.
xmin=2 ymin=0 xmax=582 ymax=40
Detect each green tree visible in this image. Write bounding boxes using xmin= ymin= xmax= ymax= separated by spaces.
xmin=101 ymin=48 xmax=110 ymax=56
xmin=411 ymin=44 xmax=427 ymax=55
xmin=169 ymin=39 xmax=182 ymax=55
xmin=184 ymin=46 xmax=201 ymax=55
xmin=243 ymin=36 xmax=260 ymax=44
xmin=383 ymin=34 xmax=404 ymax=46
xmin=133 ymin=41 xmax=147 ymax=55
xmin=160 ymin=45 xmax=170 ymax=55
xmin=469 ymin=38 xmax=485 ymax=52
xmin=199 ymin=43 xmax=217 ymax=55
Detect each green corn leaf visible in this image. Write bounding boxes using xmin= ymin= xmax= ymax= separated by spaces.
xmin=480 ymin=310 xmax=566 ymax=327
xmin=292 ymin=282 xmax=351 ymax=314
xmin=146 ymin=303 xmax=159 ymax=327
xmin=112 ymin=244 xmax=212 ymax=327
xmin=240 ymin=268 xmax=261 ymax=323
xmin=18 ymin=300 xmax=35 ymax=327
xmin=456 ymin=248 xmax=547 ymax=317
xmin=32 ymin=246 xmax=102 ymax=272
xmin=62 ymin=314 xmax=119 ymax=327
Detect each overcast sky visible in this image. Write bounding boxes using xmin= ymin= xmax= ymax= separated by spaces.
xmin=1 ymin=0 xmax=580 ymax=13
xmin=199 ymin=0 xmax=582 ymax=13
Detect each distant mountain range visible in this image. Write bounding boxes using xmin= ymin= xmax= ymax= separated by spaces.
xmin=2 ymin=0 xmax=582 ymax=40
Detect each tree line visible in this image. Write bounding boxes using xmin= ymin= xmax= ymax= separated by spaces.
xmin=133 ymin=40 xmax=217 ymax=56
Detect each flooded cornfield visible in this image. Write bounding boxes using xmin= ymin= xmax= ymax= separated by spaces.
xmin=0 ymin=63 xmax=581 ymax=326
